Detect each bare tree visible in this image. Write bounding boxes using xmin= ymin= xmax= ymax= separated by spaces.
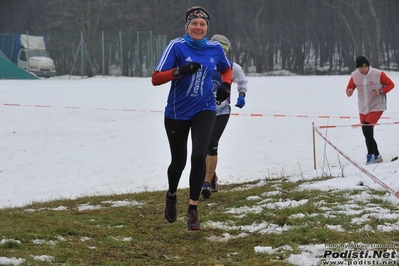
xmin=0 ymin=0 xmax=398 ymax=75
xmin=72 ymin=0 xmax=107 ymax=77
xmin=367 ymin=0 xmax=381 ymax=68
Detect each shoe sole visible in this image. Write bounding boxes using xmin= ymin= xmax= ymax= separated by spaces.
xmin=366 ymin=160 xmax=383 ymax=165
xmin=187 ymin=225 xmax=201 ymax=230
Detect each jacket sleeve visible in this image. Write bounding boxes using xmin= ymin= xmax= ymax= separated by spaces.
xmin=232 ymin=62 xmax=248 ymax=95
xmin=380 ymin=72 xmax=395 ymax=94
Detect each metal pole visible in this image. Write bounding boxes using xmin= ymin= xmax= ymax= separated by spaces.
xmin=81 ymin=31 xmax=84 ymax=78
xmin=26 ymin=31 xmax=30 ymax=78
xmin=69 ymin=41 xmax=82 ymax=79
xmin=102 ymin=30 xmax=105 ymax=77
xmin=149 ymin=31 xmax=152 ymax=75
xmin=137 ymin=32 xmax=140 ymax=76
xmin=119 ymin=31 xmax=123 ymax=76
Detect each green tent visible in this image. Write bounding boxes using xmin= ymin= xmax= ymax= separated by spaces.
xmin=0 ymin=49 xmax=38 ymax=79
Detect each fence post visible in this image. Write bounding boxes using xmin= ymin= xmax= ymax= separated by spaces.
xmin=312 ymin=122 xmax=316 ymax=170
xmin=119 ymin=31 xmax=123 ymax=76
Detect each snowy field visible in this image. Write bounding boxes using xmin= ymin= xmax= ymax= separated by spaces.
xmin=2 ymin=74 xmax=399 ymax=208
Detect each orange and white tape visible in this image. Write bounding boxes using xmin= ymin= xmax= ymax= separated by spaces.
xmin=2 ymin=103 xmax=395 ymax=121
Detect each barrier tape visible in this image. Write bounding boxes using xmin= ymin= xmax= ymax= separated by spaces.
xmin=2 ymin=103 xmax=394 ymax=120
xmin=231 ymin=113 xmax=364 ymax=119
xmin=313 ymin=126 xmax=399 ymax=198
xmin=3 ymin=103 xmax=162 ymax=113
xmin=316 ymin=121 xmax=399 ymax=129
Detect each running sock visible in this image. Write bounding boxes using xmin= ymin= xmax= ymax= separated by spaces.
xmin=167 ymin=192 xmax=177 ymax=201
xmin=188 ymin=204 xmax=197 ymax=211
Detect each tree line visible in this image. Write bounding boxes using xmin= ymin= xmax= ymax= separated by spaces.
xmin=0 ymin=0 xmax=398 ymax=76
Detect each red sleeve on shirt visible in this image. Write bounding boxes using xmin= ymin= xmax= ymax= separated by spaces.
xmin=220 ymin=67 xmax=233 ymax=84
xmin=151 ymin=70 xmax=176 ymax=86
xmin=380 ymin=72 xmax=395 ymax=94
xmin=346 ymin=77 xmax=356 ymax=91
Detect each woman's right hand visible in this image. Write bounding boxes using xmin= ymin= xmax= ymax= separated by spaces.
xmin=346 ymin=88 xmax=354 ymax=97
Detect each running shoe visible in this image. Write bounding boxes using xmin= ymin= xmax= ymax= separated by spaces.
xmin=186 ymin=209 xmax=201 ymax=230
xmin=366 ymin=154 xmax=373 ymax=164
xmin=211 ymin=172 xmax=219 ymax=192
xmin=201 ymin=182 xmax=212 ymax=199
xmin=373 ymin=155 xmax=383 ymax=163
xmin=164 ymin=191 xmax=177 ymax=223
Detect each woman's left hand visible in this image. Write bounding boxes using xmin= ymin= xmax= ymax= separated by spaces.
xmin=373 ymin=89 xmax=383 ymax=96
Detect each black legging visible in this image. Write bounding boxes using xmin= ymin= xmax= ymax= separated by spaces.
xmin=362 ymin=122 xmax=379 ymax=156
xmin=164 ymin=111 xmax=216 ymax=201
xmin=207 ymin=114 xmax=230 ymax=156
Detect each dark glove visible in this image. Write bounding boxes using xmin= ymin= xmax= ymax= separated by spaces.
xmin=178 ymin=62 xmax=201 ymax=75
xmin=235 ymin=94 xmax=245 ymax=108
xmin=215 ymin=82 xmax=231 ymax=104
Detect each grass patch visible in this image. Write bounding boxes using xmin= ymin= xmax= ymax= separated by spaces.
xmin=0 ymin=177 xmax=398 ymax=265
